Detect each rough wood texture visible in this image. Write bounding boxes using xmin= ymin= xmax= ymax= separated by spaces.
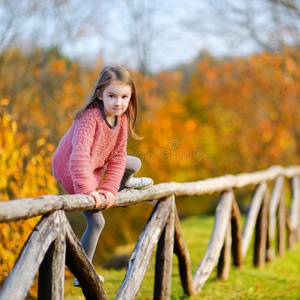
xmin=0 ymin=194 xmax=98 ymax=222
xmin=277 ymin=192 xmax=286 ymax=257
xmin=242 ymin=182 xmax=267 ymax=258
xmin=38 ymin=211 xmax=66 ymax=300
xmin=1 ymin=165 xmax=300 ymax=300
xmin=254 ymin=188 xmax=269 ymax=267
xmin=231 ymin=197 xmax=242 ymax=268
xmin=0 ymin=211 xmax=61 ymax=300
xmin=116 ymin=196 xmax=173 ymax=300
xmin=267 ymin=176 xmax=284 ymax=261
xmin=154 ymin=195 xmax=175 ymax=300
xmin=65 ymin=219 xmax=107 ymax=300
xmin=289 ymin=176 xmax=300 ymax=250
xmin=1 ymin=165 xmax=300 ymax=223
xmin=192 ymin=190 xmax=234 ymax=293
xmin=173 ymin=208 xmax=195 ymax=296
xmin=217 ymin=220 xmax=232 ymax=280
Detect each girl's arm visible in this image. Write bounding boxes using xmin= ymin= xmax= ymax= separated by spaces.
xmin=69 ymin=113 xmax=97 ymax=194
xmin=70 ymin=114 xmax=116 ymax=209
xmin=99 ymin=117 xmax=128 ymax=196
xmin=100 ymin=148 xmax=126 ymax=196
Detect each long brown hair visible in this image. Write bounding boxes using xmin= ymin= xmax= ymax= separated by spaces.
xmin=75 ymin=66 xmax=140 ymax=139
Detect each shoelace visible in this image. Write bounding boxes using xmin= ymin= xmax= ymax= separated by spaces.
xmin=127 ymin=177 xmax=142 ymax=187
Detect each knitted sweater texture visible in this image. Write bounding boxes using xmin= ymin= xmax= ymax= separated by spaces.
xmin=52 ymin=106 xmax=128 ymax=196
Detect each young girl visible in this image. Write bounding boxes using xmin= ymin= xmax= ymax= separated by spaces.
xmin=52 ymin=66 xmax=153 ymax=285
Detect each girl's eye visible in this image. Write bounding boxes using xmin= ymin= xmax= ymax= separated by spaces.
xmin=109 ymin=95 xmax=114 ymax=98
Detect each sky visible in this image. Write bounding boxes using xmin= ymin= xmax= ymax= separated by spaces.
xmin=1 ymin=0 xmax=299 ymax=73
xmin=59 ymin=0 xmax=258 ymax=72
xmin=60 ymin=0 xmax=216 ymax=71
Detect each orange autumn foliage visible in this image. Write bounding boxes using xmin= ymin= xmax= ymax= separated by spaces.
xmin=0 ymin=107 xmax=59 ymax=297
xmin=0 ymin=46 xmax=300 ymax=286
xmin=129 ymin=49 xmax=300 ymax=183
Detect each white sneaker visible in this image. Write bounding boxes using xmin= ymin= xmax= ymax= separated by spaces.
xmin=73 ymin=275 xmax=104 ymax=287
xmin=124 ymin=177 xmax=153 ymax=190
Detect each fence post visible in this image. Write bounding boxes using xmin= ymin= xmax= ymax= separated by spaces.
xmin=289 ymin=176 xmax=300 ymax=249
xmin=173 ymin=207 xmax=195 ymax=296
xmin=116 ymin=196 xmax=173 ymax=300
xmin=254 ymin=188 xmax=269 ymax=267
xmin=38 ymin=210 xmax=66 ymax=300
xmin=267 ymin=176 xmax=284 ymax=261
xmin=277 ymin=191 xmax=286 ymax=257
xmin=242 ymin=182 xmax=267 ymax=258
xmin=65 ymin=219 xmax=107 ymax=300
xmin=154 ymin=195 xmax=175 ymax=300
xmin=2 ymin=165 xmax=300 ymax=300
xmin=192 ymin=190 xmax=234 ymax=293
xmin=0 ymin=212 xmax=61 ymax=300
xmin=231 ymin=196 xmax=242 ymax=268
xmin=217 ymin=219 xmax=232 ymax=280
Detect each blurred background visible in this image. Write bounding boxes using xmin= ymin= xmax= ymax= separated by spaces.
xmin=1 ymin=0 xmax=300 ymax=296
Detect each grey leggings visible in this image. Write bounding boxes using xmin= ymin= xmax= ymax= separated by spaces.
xmin=81 ymin=155 xmax=141 ymax=262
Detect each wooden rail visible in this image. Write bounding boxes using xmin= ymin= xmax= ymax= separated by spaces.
xmin=0 ymin=165 xmax=300 ymax=299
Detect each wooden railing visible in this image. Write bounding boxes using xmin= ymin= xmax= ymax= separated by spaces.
xmin=0 ymin=165 xmax=300 ymax=299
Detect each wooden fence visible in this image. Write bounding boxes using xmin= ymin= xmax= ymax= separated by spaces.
xmin=0 ymin=165 xmax=300 ymax=299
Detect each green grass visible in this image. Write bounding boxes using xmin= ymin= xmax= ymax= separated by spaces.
xmin=64 ymin=215 xmax=300 ymax=299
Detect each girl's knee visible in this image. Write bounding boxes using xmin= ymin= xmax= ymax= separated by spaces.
xmin=84 ymin=211 xmax=105 ymax=231
xmin=125 ymin=155 xmax=142 ymax=174
xmin=94 ymin=213 xmax=105 ymax=230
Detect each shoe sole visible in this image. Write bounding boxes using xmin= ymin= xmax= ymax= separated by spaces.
xmin=119 ymin=181 xmax=154 ymax=191
xmin=136 ymin=181 xmax=154 ymax=190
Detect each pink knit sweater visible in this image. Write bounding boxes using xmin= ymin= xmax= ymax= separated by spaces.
xmin=52 ymin=106 xmax=128 ymax=196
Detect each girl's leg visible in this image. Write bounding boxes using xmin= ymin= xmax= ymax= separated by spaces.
xmin=120 ymin=155 xmax=142 ymax=187
xmin=120 ymin=155 xmax=153 ymax=190
xmin=81 ymin=210 xmax=105 ymax=262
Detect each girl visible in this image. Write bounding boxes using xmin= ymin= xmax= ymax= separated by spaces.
xmin=52 ymin=66 xmax=153 ymax=285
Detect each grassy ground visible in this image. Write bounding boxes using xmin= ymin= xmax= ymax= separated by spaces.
xmin=64 ymin=215 xmax=300 ymax=300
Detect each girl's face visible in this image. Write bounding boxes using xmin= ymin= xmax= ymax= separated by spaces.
xmin=100 ymin=82 xmax=131 ymax=121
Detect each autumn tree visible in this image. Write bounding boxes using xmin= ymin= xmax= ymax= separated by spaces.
xmin=0 ymin=105 xmax=59 ymax=297
xmin=189 ymin=0 xmax=300 ymax=161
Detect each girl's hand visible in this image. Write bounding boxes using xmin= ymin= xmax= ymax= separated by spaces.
xmin=103 ymin=191 xmax=115 ymax=209
xmin=89 ymin=191 xmax=102 ymax=208
xmin=97 ymin=189 xmax=115 ymax=209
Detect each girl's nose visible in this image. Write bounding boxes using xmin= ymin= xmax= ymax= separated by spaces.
xmin=115 ymin=97 xmax=122 ymax=106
